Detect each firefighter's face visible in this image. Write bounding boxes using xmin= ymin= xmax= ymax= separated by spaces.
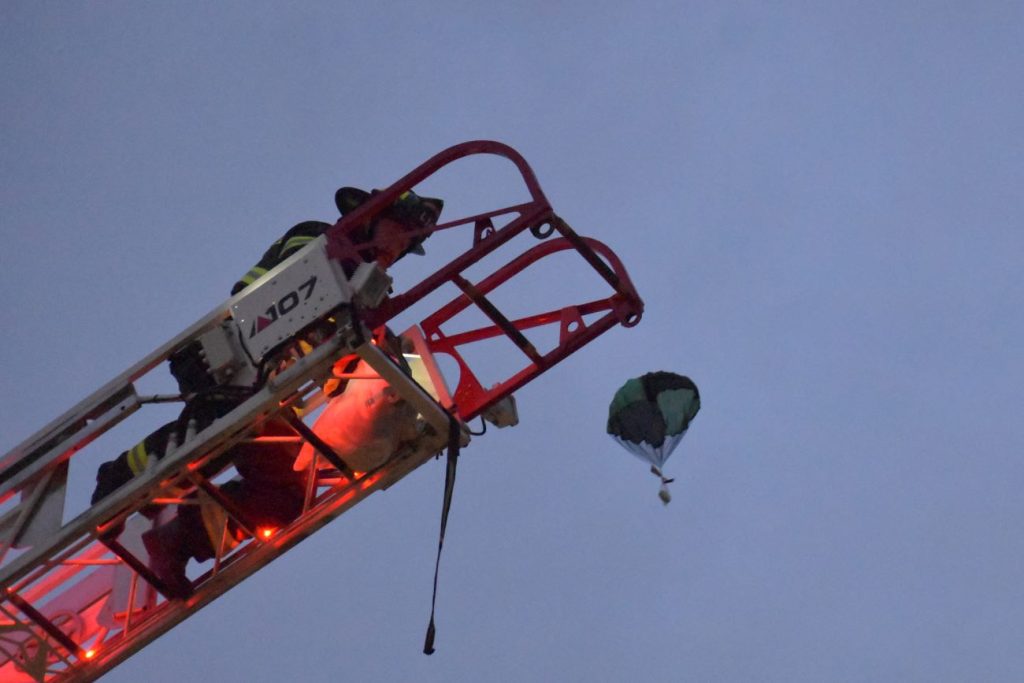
xmin=373 ymin=217 xmax=414 ymax=268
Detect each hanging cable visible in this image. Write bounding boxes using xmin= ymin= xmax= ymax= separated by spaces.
xmin=423 ymin=415 xmax=462 ymax=655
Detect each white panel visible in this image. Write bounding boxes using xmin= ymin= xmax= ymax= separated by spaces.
xmin=230 ymin=237 xmax=353 ymax=363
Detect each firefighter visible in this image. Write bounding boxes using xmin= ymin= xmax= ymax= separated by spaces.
xmin=232 ymin=186 xmax=438 ymax=293
xmin=91 ymin=187 xmax=443 ymax=599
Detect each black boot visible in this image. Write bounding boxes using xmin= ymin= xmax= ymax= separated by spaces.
xmin=142 ymin=518 xmax=194 ymax=600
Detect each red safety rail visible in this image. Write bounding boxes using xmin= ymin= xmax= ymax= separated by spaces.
xmin=327 ymin=140 xmax=644 ymax=419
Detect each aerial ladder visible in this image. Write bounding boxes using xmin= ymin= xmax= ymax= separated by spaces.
xmin=0 ymin=141 xmax=644 ymax=682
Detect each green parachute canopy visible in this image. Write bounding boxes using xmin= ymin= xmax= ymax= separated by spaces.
xmin=607 ymin=372 xmax=700 ymax=503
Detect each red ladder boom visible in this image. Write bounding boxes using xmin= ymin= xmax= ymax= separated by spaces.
xmin=0 ymin=140 xmax=643 ymax=682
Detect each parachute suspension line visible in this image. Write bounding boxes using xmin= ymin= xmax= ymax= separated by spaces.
xmin=423 ymin=415 xmax=462 ymax=655
xmin=656 ymin=432 xmax=685 ymax=467
xmin=621 ymin=438 xmax=649 ymax=462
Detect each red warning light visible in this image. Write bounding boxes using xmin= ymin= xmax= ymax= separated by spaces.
xmin=258 ymin=527 xmax=277 ymax=540
xmin=84 ymin=649 xmax=97 ymax=660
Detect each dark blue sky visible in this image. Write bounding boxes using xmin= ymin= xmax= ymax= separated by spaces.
xmin=2 ymin=3 xmax=1022 ymax=681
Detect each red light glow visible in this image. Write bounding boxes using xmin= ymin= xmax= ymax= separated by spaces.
xmin=258 ymin=527 xmax=277 ymax=540
xmin=84 ymin=649 xmax=96 ymax=660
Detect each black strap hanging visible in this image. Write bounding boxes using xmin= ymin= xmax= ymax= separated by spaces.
xmin=423 ymin=415 xmax=462 ymax=655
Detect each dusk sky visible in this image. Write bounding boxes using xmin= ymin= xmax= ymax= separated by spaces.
xmin=2 ymin=3 xmax=1022 ymax=681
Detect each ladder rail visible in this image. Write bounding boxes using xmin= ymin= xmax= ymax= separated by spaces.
xmin=0 ymin=304 xmax=237 ymax=496
xmin=0 ymin=332 xmax=348 ymax=592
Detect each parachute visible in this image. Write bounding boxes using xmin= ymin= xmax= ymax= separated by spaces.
xmin=606 ymin=372 xmax=700 ymax=504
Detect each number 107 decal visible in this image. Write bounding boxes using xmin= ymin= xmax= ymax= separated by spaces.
xmin=248 ymin=276 xmax=318 ymax=337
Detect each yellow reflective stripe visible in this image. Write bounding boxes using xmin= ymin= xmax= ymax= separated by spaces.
xmin=127 ymin=441 xmax=149 ymax=475
xmin=126 ymin=444 xmax=138 ymax=474
xmin=282 ymin=235 xmax=315 ymax=253
xmin=240 ymin=266 xmax=268 ymax=286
